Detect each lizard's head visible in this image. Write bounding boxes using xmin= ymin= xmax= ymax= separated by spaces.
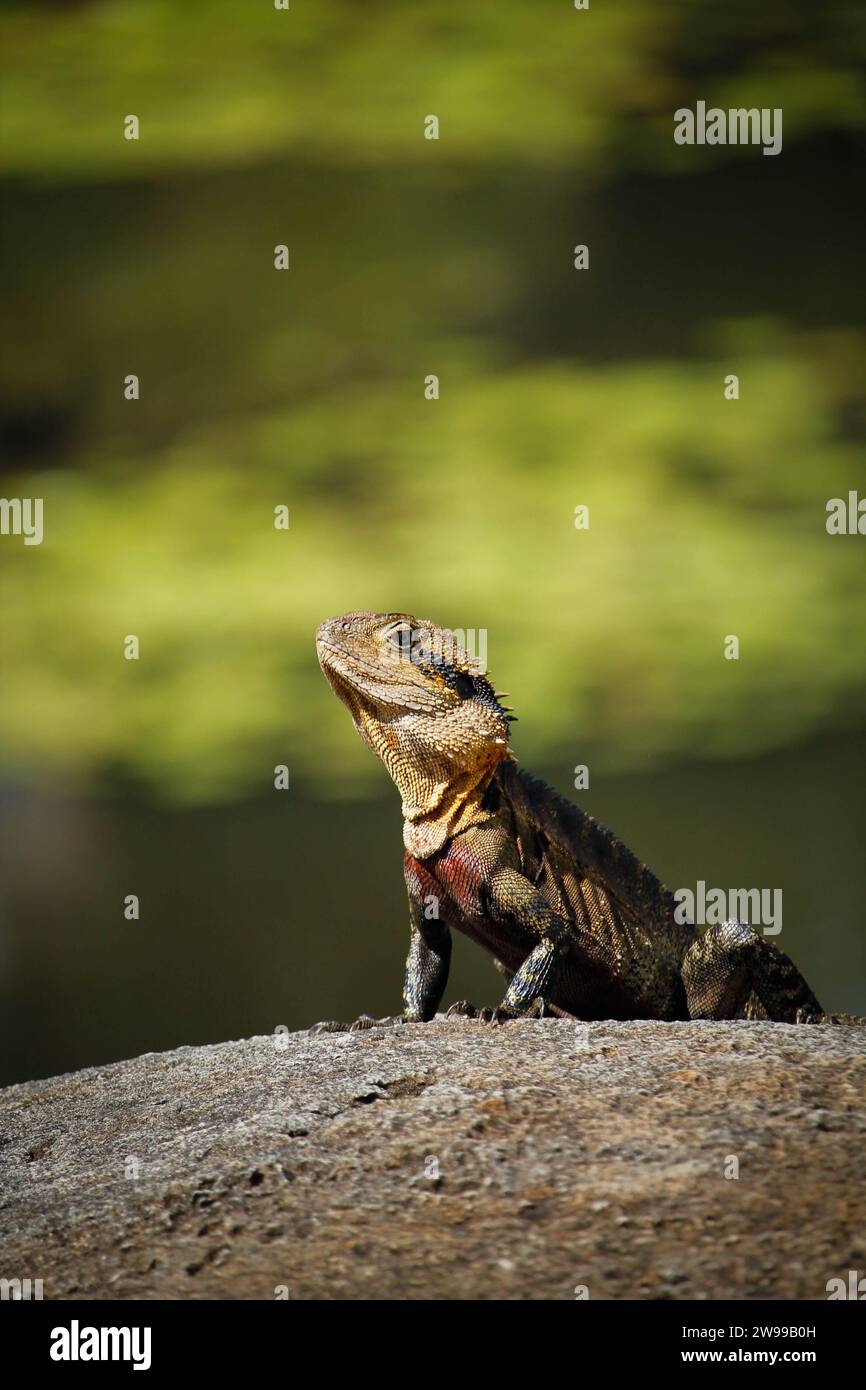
xmin=316 ymin=611 xmax=514 ymax=813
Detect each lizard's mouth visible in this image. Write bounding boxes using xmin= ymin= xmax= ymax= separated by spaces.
xmin=315 ymin=623 xmax=513 ymax=737
xmin=316 ymin=636 xmax=400 ymax=720
xmin=316 ymin=637 xmax=361 ymax=704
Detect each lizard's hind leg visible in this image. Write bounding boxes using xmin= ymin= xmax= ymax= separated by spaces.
xmin=682 ymin=919 xmax=823 ymax=1022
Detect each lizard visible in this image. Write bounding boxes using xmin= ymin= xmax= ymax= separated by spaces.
xmin=312 ymin=610 xmax=828 ymax=1031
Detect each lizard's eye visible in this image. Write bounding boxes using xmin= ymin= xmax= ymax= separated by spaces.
xmin=382 ymin=619 xmax=413 ymax=649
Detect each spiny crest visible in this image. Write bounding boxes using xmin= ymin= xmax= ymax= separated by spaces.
xmin=316 ymin=611 xmax=519 ymax=744
xmin=380 ymin=615 xmax=518 ymax=723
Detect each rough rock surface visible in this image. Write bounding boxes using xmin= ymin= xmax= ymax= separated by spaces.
xmin=1 ymin=1019 xmax=864 ymax=1300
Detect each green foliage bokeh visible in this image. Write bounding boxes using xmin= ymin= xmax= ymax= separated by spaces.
xmin=1 ymin=0 xmax=864 ymax=801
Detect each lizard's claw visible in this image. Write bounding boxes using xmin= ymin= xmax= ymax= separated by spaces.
xmin=349 ymin=1014 xmax=380 ymax=1032
xmin=794 ymin=1009 xmax=865 ymax=1025
xmin=446 ymin=997 xmax=557 ymax=1024
xmin=446 ymin=1000 xmax=481 ymax=1020
xmin=446 ymin=1000 xmax=520 ymax=1025
xmin=349 ymin=1014 xmax=412 ymax=1032
xmin=486 ymin=1006 xmax=520 ymax=1025
xmin=309 ymin=1014 xmax=410 ymax=1035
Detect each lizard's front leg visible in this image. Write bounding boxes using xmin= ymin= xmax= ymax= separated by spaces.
xmin=402 ymin=901 xmax=452 ymax=1022
xmin=449 ymin=866 xmax=573 ymax=1023
xmin=497 ymin=872 xmax=572 ymax=1017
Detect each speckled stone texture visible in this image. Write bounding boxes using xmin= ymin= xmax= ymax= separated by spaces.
xmin=1 ymin=1019 xmax=864 ymax=1300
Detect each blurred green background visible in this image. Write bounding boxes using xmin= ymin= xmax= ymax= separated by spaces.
xmin=1 ymin=1 xmax=864 ymax=1085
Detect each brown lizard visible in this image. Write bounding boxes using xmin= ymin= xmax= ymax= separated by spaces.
xmin=313 ymin=611 xmax=828 ymax=1030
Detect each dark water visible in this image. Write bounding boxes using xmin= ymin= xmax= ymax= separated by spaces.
xmin=1 ymin=732 xmax=863 ymax=1088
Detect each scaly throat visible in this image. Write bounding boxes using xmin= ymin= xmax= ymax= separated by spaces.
xmin=399 ymin=749 xmax=511 ymax=859
xmin=349 ymin=694 xmax=513 ymax=859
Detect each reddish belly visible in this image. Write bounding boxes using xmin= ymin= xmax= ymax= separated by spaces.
xmin=405 ymin=842 xmax=532 ymax=973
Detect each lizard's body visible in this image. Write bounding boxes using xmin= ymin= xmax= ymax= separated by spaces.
xmin=405 ymin=764 xmax=693 ymax=1021
xmin=315 ymin=611 xmax=825 ymax=1028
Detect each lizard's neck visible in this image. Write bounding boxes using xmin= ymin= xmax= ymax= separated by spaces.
xmin=350 ymin=700 xmax=514 ymax=858
xmin=398 ymin=754 xmax=509 ymax=859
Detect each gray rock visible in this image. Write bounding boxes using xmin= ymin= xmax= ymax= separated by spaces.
xmin=1 ymin=1018 xmax=864 ymax=1300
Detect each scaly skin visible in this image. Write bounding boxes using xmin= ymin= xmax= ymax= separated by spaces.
xmin=313 ymin=611 xmax=826 ymax=1031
